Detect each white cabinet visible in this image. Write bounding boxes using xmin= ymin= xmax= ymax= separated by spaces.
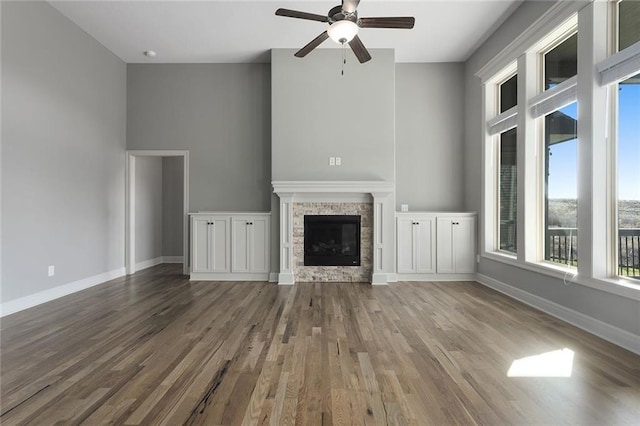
xmin=397 ymin=215 xmax=436 ymax=274
xmin=436 ymin=216 xmax=476 ymax=274
xmin=191 ymin=215 xmax=229 ymax=273
xmin=190 ymin=212 xmax=270 ymax=281
xmin=396 ymin=212 xmax=476 ymax=280
xmin=231 ymin=216 xmax=270 ymax=274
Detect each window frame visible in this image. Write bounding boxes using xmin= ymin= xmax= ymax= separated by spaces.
xmin=496 ymin=127 xmax=518 ymax=255
xmin=484 ymin=63 xmax=518 ymax=258
xmin=607 ymin=0 xmax=640 ymax=283
xmin=535 ymin=22 xmax=579 ymax=271
xmin=478 ymin=4 xmax=640 ymax=301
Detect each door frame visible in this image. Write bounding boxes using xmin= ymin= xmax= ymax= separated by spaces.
xmin=125 ymin=150 xmax=190 ymax=275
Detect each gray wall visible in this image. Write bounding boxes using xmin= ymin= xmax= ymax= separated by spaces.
xmin=135 ymin=157 xmax=163 ymax=264
xmin=464 ymin=1 xmax=640 ymax=336
xmin=127 ymin=64 xmax=271 ymax=212
xmin=395 ymin=63 xmax=466 ymax=211
xmin=162 ymin=157 xmax=184 ymax=257
xmin=1 ymin=1 xmax=126 ymax=303
xmin=271 ymin=49 xmax=395 ymax=182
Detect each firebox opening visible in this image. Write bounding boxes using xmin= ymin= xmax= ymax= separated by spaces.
xmin=304 ymin=215 xmax=361 ymax=266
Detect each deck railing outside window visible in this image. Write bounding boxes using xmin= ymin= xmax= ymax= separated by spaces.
xmin=546 ymin=228 xmax=640 ymax=280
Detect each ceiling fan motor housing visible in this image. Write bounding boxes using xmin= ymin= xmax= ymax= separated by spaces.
xmin=328 ymin=5 xmax=357 ymax=24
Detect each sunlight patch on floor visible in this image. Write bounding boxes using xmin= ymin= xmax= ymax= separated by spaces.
xmin=508 ymin=348 xmax=574 ymax=378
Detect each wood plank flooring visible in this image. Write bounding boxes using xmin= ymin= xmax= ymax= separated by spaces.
xmin=1 ymin=264 xmax=639 ymax=425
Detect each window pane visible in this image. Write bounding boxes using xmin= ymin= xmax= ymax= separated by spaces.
xmin=619 ymin=0 xmax=640 ymax=51
xmin=617 ymin=73 xmax=640 ymax=280
xmin=499 ymin=128 xmax=517 ymax=253
xmin=544 ymin=102 xmax=578 ymax=266
xmin=500 ymin=74 xmax=518 ymax=113
xmin=544 ymin=33 xmax=577 ymax=90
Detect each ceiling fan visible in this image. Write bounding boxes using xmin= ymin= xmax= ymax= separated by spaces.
xmin=275 ymin=0 xmax=415 ymax=64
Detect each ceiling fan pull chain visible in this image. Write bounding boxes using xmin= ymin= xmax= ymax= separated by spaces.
xmin=341 ymin=42 xmax=346 ymax=76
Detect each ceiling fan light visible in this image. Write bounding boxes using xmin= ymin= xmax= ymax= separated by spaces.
xmin=327 ymin=20 xmax=358 ymax=44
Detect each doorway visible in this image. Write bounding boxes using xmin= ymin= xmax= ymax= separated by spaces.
xmin=125 ymin=150 xmax=189 ymax=275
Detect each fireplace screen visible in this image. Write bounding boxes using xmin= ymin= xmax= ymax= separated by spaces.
xmin=304 ymin=215 xmax=361 ymax=266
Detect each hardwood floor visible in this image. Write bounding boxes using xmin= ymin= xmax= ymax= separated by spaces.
xmin=1 ymin=264 xmax=639 ymax=425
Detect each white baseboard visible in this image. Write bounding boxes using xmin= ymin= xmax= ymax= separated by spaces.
xmin=372 ymin=272 xmax=394 ymax=285
xmin=135 ymin=257 xmax=164 ymax=271
xmin=277 ymin=272 xmax=295 ymax=285
xmin=269 ymin=273 xmax=279 ymax=283
xmin=190 ymin=272 xmax=271 ymax=281
xmin=162 ymin=256 xmax=184 ymax=264
xmin=395 ymin=273 xmax=476 ymax=282
xmin=1 ymin=267 xmax=126 ymax=318
xmin=476 ymin=273 xmax=640 ymax=355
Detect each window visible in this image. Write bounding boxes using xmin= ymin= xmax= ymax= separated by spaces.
xmin=544 ymin=102 xmax=578 ymax=266
xmin=499 ymin=128 xmax=517 ymax=253
xmin=618 ymin=0 xmax=640 ymax=51
xmin=544 ymin=33 xmax=577 ymax=90
xmin=537 ymin=27 xmax=579 ymax=268
xmin=500 ymin=74 xmax=518 ymax=113
xmin=478 ymin=3 xmax=640 ymax=298
xmin=616 ymin=73 xmax=640 ymax=280
xmin=491 ymin=71 xmax=518 ymax=255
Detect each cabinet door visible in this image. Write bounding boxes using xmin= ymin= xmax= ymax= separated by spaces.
xmin=453 ymin=217 xmax=476 ymax=273
xmin=231 ymin=218 xmax=250 ymax=273
xmin=249 ymin=217 xmax=269 ymax=273
xmin=415 ymin=218 xmax=436 ymax=273
xmin=436 ymin=218 xmax=455 ymax=273
xmin=191 ymin=217 xmax=212 ymax=272
xmin=397 ymin=217 xmax=416 ymax=273
xmin=210 ymin=218 xmax=229 ymax=272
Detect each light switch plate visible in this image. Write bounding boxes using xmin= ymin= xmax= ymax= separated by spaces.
xmin=48 ymin=265 xmax=55 ymax=276
xmin=335 ymin=157 xmax=342 ymax=166
xmin=401 ymin=204 xmax=409 ymax=212
xmin=329 ymin=157 xmax=335 ymax=166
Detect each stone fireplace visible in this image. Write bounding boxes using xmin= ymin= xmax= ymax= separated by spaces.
xmin=272 ymin=181 xmax=395 ymax=285
xmin=295 ymin=203 xmax=372 ymax=282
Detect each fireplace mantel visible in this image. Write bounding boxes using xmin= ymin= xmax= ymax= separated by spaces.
xmin=272 ymin=180 xmax=396 ymax=285
xmin=272 ymin=181 xmax=395 ymax=196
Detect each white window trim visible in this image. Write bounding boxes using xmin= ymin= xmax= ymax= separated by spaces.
xmin=529 ymin=75 xmax=578 ymax=118
xmin=481 ymin=252 xmax=640 ymax=301
xmin=480 ymin=2 xmax=640 ymax=300
xmin=488 ymin=106 xmax=518 ymax=135
xmin=476 ymin=2 xmax=586 ymax=83
xmin=597 ymin=40 xmax=640 ymax=85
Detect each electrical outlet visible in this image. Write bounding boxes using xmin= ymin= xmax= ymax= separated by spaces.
xmin=335 ymin=157 xmax=342 ymax=166
xmin=48 ymin=265 xmax=55 ymax=277
xmin=401 ymin=204 xmax=409 ymax=212
xmin=329 ymin=157 xmax=335 ymax=166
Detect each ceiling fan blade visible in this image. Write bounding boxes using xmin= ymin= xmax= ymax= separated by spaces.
xmin=358 ymin=17 xmax=415 ymax=29
xmin=275 ymin=8 xmax=328 ymax=23
xmin=295 ymin=31 xmax=330 ymax=58
xmin=342 ymin=0 xmax=361 ymax=14
xmin=348 ymin=35 xmax=372 ymax=63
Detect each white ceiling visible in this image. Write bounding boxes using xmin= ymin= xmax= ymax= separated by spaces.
xmin=49 ymin=0 xmax=523 ymax=63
